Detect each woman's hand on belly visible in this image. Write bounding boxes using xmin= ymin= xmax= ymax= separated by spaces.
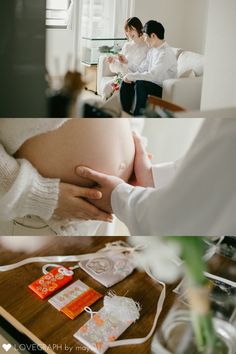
xmin=54 ymin=182 xmax=113 ymax=222
xmin=76 ymin=166 xmax=124 ymax=213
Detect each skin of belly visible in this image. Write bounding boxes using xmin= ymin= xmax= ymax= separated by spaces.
xmin=15 ymin=118 xmax=135 ymax=211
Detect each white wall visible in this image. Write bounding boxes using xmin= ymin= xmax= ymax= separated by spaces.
xmin=46 ymin=29 xmax=75 ymax=77
xmin=182 ymin=0 xmax=209 ymax=54
xmin=132 ymin=0 xmax=209 ymax=53
xmin=143 ymin=119 xmax=203 ymax=164
xmin=133 ymin=0 xmax=186 ymax=49
xmin=201 ymin=0 xmax=236 ymax=110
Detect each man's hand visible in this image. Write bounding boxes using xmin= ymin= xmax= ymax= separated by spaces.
xmin=75 ymin=167 xmax=124 ymax=213
xmin=131 ymin=132 xmax=155 ymax=187
xmin=54 ymin=182 xmax=113 ymax=222
xmin=123 ymin=74 xmax=132 ymax=84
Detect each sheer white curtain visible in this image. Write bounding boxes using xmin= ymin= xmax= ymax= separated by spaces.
xmin=77 ymin=0 xmax=132 ymax=64
xmin=80 ymin=0 xmax=132 ymax=38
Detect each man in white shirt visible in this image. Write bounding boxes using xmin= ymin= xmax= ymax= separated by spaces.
xmin=76 ymin=118 xmax=236 ymax=236
xmin=120 ymin=20 xmax=177 ymax=116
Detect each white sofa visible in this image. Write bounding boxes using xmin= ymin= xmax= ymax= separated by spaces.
xmin=97 ymin=49 xmax=204 ymax=110
xmin=96 ymin=55 xmax=116 ymax=99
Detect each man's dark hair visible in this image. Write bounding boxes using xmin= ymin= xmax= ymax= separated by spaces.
xmin=125 ymin=17 xmax=143 ymax=37
xmin=143 ymin=20 xmax=165 ymax=40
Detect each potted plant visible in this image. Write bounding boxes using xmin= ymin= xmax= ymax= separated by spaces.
xmin=131 ymin=236 xmax=236 ymax=354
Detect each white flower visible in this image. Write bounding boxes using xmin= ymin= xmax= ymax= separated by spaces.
xmin=130 ymin=237 xmax=183 ymax=283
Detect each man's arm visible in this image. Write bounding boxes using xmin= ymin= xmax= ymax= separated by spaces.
xmin=127 ymin=52 xmax=150 ymax=74
xmin=77 ymin=119 xmax=236 ymax=236
xmin=112 ymin=119 xmax=236 ymax=235
xmin=152 ymin=159 xmax=182 ymax=189
xmin=125 ymin=51 xmax=171 ymax=83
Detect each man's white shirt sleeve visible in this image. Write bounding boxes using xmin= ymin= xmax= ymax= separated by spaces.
xmin=111 ymin=118 xmax=236 ymax=236
xmin=152 ymin=159 xmax=182 ymax=189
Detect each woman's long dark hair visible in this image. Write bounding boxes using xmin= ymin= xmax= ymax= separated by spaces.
xmin=124 ymin=17 xmax=143 ymax=37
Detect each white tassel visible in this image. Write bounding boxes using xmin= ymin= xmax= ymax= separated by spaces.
xmin=104 ymin=293 xmax=141 ymax=323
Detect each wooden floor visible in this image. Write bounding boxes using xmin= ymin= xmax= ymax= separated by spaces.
xmin=0 ymin=237 xmax=177 ymax=354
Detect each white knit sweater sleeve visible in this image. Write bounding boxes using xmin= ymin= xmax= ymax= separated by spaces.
xmin=0 ymin=143 xmax=59 ymax=221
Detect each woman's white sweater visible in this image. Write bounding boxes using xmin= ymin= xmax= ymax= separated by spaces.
xmin=0 ymin=118 xmax=69 ymax=222
xmin=0 ymin=118 xmax=142 ymax=235
xmin=109 ymin=39 xmax=148 ymax=76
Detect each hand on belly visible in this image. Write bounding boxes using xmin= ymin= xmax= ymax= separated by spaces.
xmin=54 ymin=182 xmax=113 ymax=222
xmin=75 ymin=166 xmax=124 ymax=214
xmin=15 ymin=118 xmax=135 ymax=220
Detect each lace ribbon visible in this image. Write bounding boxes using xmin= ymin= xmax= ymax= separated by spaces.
xmin=0 ymin=241 xmax=142 ymax=272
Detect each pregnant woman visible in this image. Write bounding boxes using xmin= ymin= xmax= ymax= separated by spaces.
xmin=102 ymin=17 xmax=148 ymax=100
xmin=0 ymin=118 xmax=135 ymax=236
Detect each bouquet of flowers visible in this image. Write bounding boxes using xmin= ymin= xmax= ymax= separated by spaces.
xmin=111 ymin=73 xmax=123 ymax=93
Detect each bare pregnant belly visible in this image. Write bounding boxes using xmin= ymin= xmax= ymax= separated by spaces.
xmin=15 ymin=118 xmax=135 ymax=187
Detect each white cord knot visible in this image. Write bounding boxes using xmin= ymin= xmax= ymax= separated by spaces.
xmin=84 ymin=306 xmax=98 ymax=319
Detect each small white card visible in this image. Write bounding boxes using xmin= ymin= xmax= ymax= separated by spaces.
xmin=48 ymin=279 xmax=89 ymax=310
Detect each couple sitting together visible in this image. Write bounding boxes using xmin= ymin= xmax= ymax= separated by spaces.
xmin=104 ymin=17 xmax=177 ymax=116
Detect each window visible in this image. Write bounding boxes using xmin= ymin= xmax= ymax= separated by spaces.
xmin=80 ymin=0 xmax=132 ymax=38
xmin=79 ymin=0 xmax=131 ymax=64
xmin=46 ymin=0 xmax=74 ymax=28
